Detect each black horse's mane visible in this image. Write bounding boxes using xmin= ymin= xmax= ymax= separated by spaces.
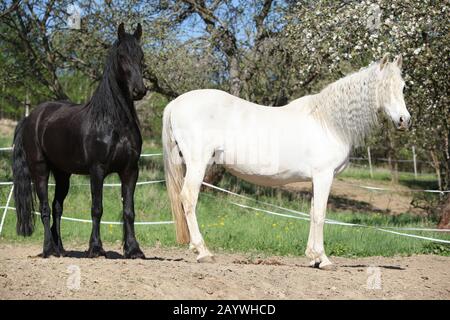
xmin=88 ymin=39 xmax=139 ymax=129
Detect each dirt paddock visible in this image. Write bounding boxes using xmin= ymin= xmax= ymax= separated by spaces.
xmin=0 ymin=243 xmax=449 ymax=300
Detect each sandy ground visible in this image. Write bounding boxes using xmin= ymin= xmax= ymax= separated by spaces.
xmin=0 ymin=243 xmax=449 ymax=300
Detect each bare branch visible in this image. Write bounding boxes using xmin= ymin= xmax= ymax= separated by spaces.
xmin=0 ymin=0 xmax=21 ymax=19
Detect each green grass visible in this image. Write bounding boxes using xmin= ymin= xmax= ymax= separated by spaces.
xmin=0 ymin=130 xmax=448 ymax=258
xmin=0 ymin=134 xmax=12 ymax=147
xmin=0 ymin=156 xmax=449 ymax=258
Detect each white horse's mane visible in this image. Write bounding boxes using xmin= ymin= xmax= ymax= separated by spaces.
xmin=297 ymin=63 xmax=382 ymax=146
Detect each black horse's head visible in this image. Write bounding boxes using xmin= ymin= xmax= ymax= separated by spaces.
xmin=116 ymin=23 xmax=147 ymax=100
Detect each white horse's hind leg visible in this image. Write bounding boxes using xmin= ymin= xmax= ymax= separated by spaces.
xmin=180 ymin=161 xmax=214 ymax=262
xmin=309 ymin=171 xmax=334 ymax=270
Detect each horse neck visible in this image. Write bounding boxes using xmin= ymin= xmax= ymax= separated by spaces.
xmin=88 ymin=64 xmax=138 ymax=130
xmin=312 ymin=65 xmax=379 ymax=147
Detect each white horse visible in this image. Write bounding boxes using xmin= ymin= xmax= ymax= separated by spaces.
xmin=162 ymin=55 xmax=410 ymax=269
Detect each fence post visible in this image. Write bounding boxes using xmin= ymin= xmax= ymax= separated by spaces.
xmin=25 ymin=89 xmax=30 ymax=117
xmin=412 ymin=146 xmax=417 ymax=179
xmin=367 ymin=146 xmax=373 ymax=178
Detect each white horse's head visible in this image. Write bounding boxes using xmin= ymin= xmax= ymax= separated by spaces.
xmin=377 ymin=54 xmax=411 ymax=130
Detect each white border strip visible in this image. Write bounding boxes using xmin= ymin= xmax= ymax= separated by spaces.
xmin=0 ymin=206 xmax=173 ymax=226
xmin=140 ymin=153 xmax=163 ymax=157
xmin=357 ymin=184 xmax=450 ymax=194
xmin=1 ymin=146 xmax=447 ymax=193
xmin=0 ymin=180 xmax=165 ymax=187
xmin=0 ymin=178 xmax=448 ymax=236
xmin=227 ymin=201 xmax=450 ymax=244
xmin=202 ymin=183 xmax=450 ymax=237
xmin=202 ymin=182 xmax=309 ymax=217
xmin=0 ymin=146 xmax=163 ymax=158
xmin=3 ymin=178 xmax=447 ymax=194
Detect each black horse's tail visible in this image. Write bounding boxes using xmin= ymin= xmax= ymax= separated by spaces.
xmin=12 ymin=118 xmax=35 ymax=236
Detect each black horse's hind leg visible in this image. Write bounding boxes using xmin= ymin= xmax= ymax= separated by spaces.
xmin=33 ymin=163 xmax=59 ymax=257
xmin=120 ymin=167 xmax=144 ymax=259
xmin=87 ymin=166 xmax=106 ymax=258
xmin=51 ymin=170 xmax=71 ymax=256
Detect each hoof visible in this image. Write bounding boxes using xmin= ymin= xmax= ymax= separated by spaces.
xmin=40 ymin=244 xmax=62 ymax=258
xmin=57 ymin=246 xmax=67 ymax=257
xmin=309 ymin=259 xmax=320 ymax=268
xmin=319 ymin=261 xmax=337 ymax=271
xmin=86 ymin=246 xmax=107 ymax=258
xmin=38 ymin=251 xmax=60 ymax=258
xmin=197 ymin=254 xmax=215 ymax=263
xmin=124 ymin=248 xmax=145 ymax=259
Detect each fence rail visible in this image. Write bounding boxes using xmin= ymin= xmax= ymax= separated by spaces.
xmin=1 ymin=146 xmax=449 ymax=245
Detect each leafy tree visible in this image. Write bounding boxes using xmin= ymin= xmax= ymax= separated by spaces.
xmin=285 ymin=0 xmax=449 ymax=223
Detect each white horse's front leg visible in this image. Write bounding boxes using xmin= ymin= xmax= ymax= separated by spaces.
xmin=308 ymin=171 xmax=334 ymax=270
xmin=305 ymin=196 xmax=320 ymax=267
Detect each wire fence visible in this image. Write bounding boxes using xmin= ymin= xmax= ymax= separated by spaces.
xmin=350 ymin=146 xmax=441 ymax=179
xmin=1 ymin=146 xmax=449 ymax=246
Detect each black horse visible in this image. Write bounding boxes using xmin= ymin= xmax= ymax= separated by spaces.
xmin=12 ymin=23 xmax=147 ymax=259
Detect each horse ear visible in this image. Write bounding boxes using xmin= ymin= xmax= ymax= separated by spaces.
xmin=133 ymin=23 xmax=142 ymax=41
xmin=118 ymin=22 xmax=126 ymax=42
xmin=395 ymin=54 xmax=403 ymax=68
xmin=379 ymin=54 xmax=389 ymax=70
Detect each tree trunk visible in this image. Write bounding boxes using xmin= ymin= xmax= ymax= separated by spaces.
xmin=430 ymin=149 xmax=442 ymax=191
xmin=443 ymin=131 xmax=450 ymax=191
xmin=438 ymin=194 xmax=450 ymax=229
xmin=51 ymin=78 xmax=69 ymax=100
xmin=229 ymin=55 xmax=241 ymax=96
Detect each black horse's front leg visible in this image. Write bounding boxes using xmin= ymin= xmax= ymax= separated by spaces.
xmin=87 ymin=166 xmax=107 ymax=258
xmin=120 ymin=166 xmax=145 ymax=259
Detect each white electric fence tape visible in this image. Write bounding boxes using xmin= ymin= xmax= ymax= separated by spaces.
xmin=1 ymin=147 xmax=449 ymax=243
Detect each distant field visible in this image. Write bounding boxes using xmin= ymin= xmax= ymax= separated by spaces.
xmin=342 ymin=167 xmax=437 ymax=187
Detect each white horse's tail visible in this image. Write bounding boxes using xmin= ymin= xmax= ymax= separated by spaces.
xmin=162 ymin=104 xmax=190 ymax=244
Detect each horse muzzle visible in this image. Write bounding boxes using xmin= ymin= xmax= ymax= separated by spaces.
xmin=132 ymin=87 xmax=147 ymax=100
xmin=396 ymin=115 xmax=410 ymax=131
